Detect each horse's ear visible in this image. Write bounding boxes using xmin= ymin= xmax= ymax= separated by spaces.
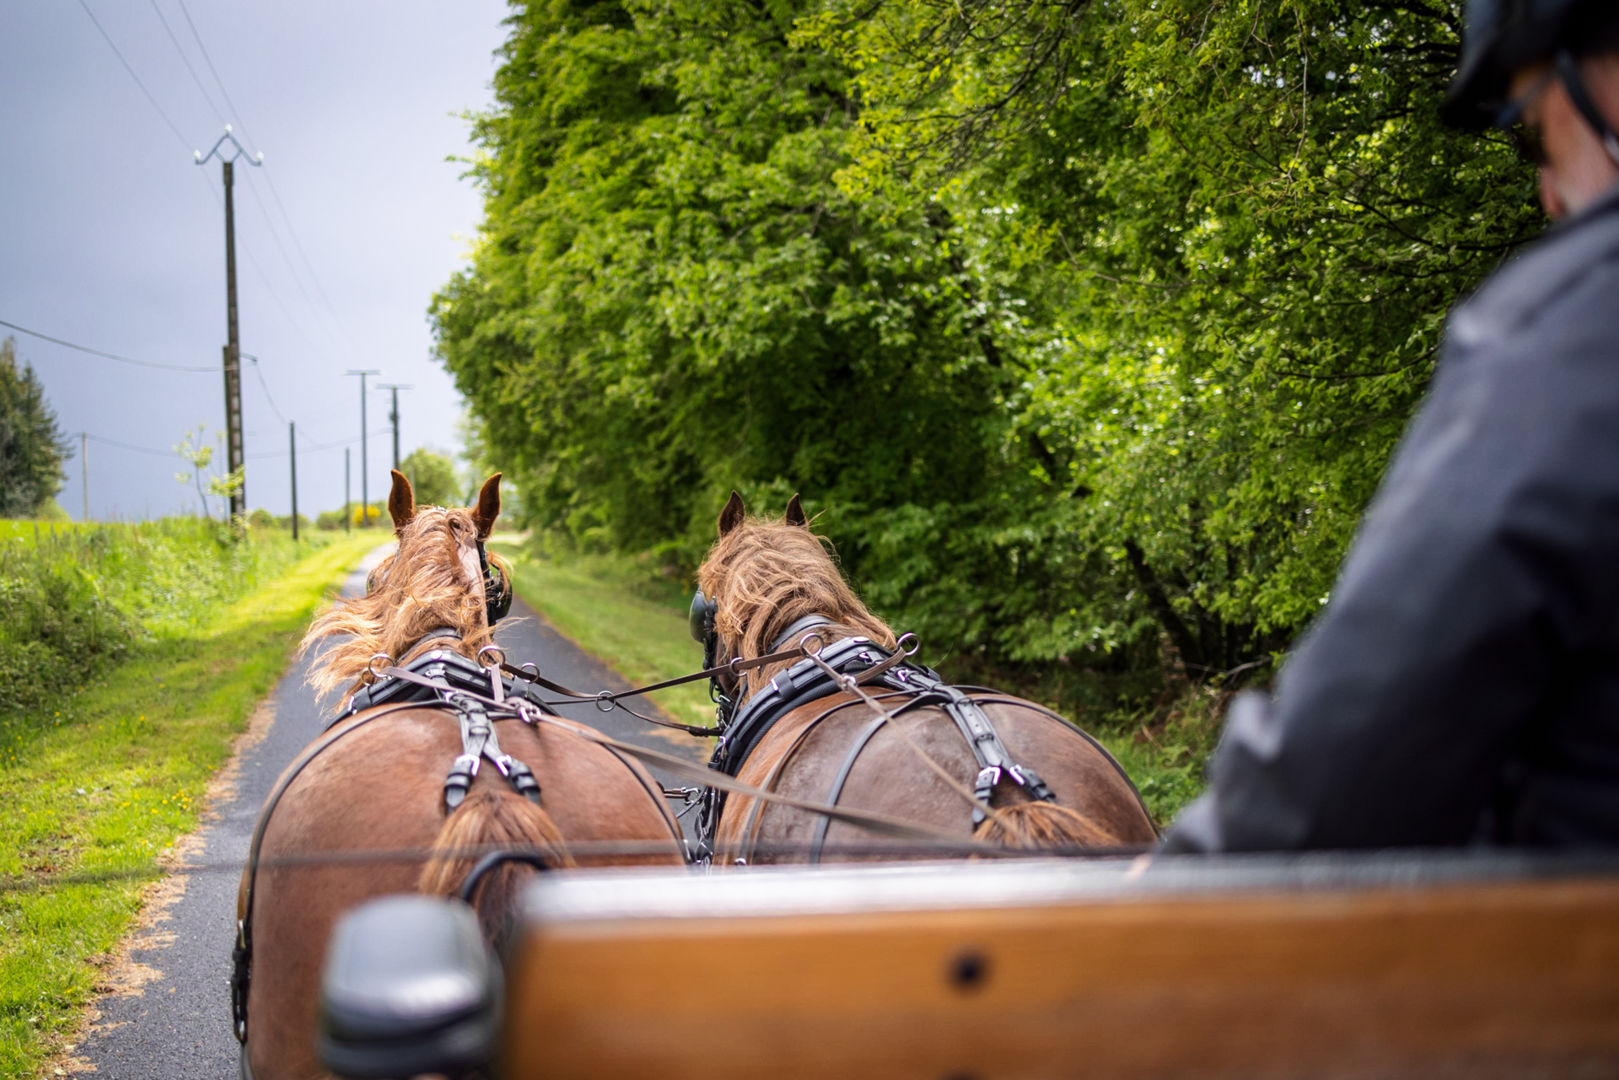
xmin=784 ymin=493 xmax=807 ymax=528
xmin=718 ymin=490 xmax=746 ymax=537
xmin=388 ymin=470 xmax=416 ymax=533
xmin=471 ymin=473 xmax=502 ymax=540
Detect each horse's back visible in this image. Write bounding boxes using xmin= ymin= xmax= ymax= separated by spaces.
xmin=720 ymin=692 xmax=1156 ymax=863
xmin=244 ymin=706 xmax=682 ymax=1078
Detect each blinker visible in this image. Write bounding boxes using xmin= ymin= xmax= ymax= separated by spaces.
xmin=690 ymin=589 xmax=719 ymax=670
xmin=478 ymin=542 xmax=513 ymax=627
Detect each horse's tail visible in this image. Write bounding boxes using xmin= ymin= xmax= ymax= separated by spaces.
xmin=417 ymin=789 xmax=575 ymax=946
xmin=971 ymin=801 xmax=1117 ymax=851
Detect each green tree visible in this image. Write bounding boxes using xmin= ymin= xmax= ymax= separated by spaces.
xmin=0 ymin=337 xmax=72 ymax=519
xmin=400 ymin=448 xmax=461 ymax=508
xmin=434 ymin=0 xmax=1541 ymax=697
xmin=800 ymin=0 xmax=1540 ymax=679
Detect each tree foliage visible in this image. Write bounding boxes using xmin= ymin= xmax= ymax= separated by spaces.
xmin=400 ymin=448 xmax=463 ymax=508
xmin=433 ymin=0 xmax=1541 ymax=696
xmin=0 ymin=337 xmax=72 ymax=519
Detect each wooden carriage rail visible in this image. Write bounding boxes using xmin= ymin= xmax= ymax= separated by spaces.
xmin=500 ymin=852 xmax=1619 ymax=1079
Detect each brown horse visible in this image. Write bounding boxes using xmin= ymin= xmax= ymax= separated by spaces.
xmin=237 ymin=471 xmax=683 ymax=1080
xmin=695 ymin=492 xmax=1157 ymax=864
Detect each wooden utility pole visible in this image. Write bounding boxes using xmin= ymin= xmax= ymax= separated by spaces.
xmin=289 ymin=422 xmax=299 ymax=540
xmin=345 ymin=369 xmax=381 ymax=526
xmin=377 ymin=383 xmax=412 ymax=470
xmin=196 ymin=128 xmax=261 ymax=520
xmin=80 ymin=432 xmax=88 ymax=522
xmin=344 ymin=447 xmax=352 ymax=533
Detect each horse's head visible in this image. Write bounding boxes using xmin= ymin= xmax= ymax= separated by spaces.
xmin=301 ymin=471 xmax=511 ymax=700
xmin=374 ymin=469 xmax=507 ymax=620
xmin=694 ymin=491 xmax=895 ymax=704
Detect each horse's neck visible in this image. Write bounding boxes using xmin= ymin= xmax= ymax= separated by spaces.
xmin=739 ymin=618 xmax=857 ymax=704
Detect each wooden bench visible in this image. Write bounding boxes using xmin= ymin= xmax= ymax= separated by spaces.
xmin=500 ymin=853 xmax=1619 ymax=1079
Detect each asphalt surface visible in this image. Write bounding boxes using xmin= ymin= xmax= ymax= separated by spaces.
xmin=72 ymin=545 xmax=708 ymax=1079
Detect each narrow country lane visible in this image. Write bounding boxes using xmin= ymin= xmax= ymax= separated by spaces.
xmin=71 ymin=545 xmax=707 ymax=1079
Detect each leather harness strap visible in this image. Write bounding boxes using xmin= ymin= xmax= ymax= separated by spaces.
xmin=234 ymin=650 xmax=557 ymax=1047
xmin=702 ymin=629 xmax=1058 ymax=859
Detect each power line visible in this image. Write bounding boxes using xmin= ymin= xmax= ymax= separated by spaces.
xmin=253 ymin=166 xmax=357 ymax=349
xmin=238 ymin=172 xmax=331 ymax=336
xmin=245 ymin=427 xmax=392 ymax=461
xmin=147 ymin=0 xmax=229 ymax=128
xmin=83 ymin=433 xmax=180 ymax=458
xmin=75 ymin=0 xmax=194 ymax=152
xmin=0 ymin=317 xmax=216 ymax=373
xmin=244 ymin=354 xmax=286 ymax=425
xmin=174 ymin=0 xmax=252 ymax=147
xmin=193 ymin=168 xmax=336 ymax=363
xmin=170 ymin=7 xmax=356 ymax=351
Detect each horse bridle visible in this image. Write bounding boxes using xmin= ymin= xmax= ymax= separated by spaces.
xmin=689 ymin=588 xmax=832 ymax=727
xmin=369 ymin=538 xmax=512 ymax=627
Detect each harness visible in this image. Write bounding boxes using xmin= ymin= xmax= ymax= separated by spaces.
xmin=233 ymin=641 xmax=565 ymax=1051
xmin=697 ymin=619 xmax=1057 ymax=860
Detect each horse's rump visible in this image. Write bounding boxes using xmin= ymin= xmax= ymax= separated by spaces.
xmin=716 ymin=692 xmax=1156 ymax=864
xmin=244 ymin=705 xmax=681 ymax=1079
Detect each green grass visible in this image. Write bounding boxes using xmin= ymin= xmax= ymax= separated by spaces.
xmin=489 ymin=540 xmax=717 ymax=731
xmin=1091 ymin=687 xmax=1222 ymax=829
xmin=0 ymin=521 xmax=89 ymax=543
xmin=0 ymin=533 xmax=379 ymax=1077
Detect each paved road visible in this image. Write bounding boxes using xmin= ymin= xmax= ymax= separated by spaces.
xmin=71 ymin=546 xmax=707 ymax=1079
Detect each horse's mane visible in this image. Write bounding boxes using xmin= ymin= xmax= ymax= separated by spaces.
xmin=299 ymin=506 xmax=502 ymax=700
xmin=696 ymin=514 xmax=895 ymax=701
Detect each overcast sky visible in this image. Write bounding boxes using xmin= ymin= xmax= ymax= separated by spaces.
xmin=2 ymin=0 xmax=511 ymax=521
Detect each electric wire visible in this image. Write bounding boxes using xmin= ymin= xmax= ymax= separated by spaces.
xmin=0 ymin=317 xmax=216 ymax=373
xmin=238 ymin=171 xmax=331 ymax=336
xmin=146 ymin=0 xmax=229 ymax=128
xmin=82 ymin=433 xmax=183 ymax=458
xmin=169 ymin=0 xmax=356 ymax=349
xmin=244 ymin=427 xmax=393 ymax=461
xmin=193 ymin=167 xmax=336 ymax=364
xmin=174 ymin=0 xmax=251 ymax=145
xmin=74 ymin=0 xmax=193 ymax=152
xmin=257 ymin=169 xmax=358 ymax=348
xmin=247 ymin=355 xmax=287 ymax=425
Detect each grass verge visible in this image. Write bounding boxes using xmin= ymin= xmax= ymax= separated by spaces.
xmin=489 ymin=540 xmax=716 ymax=731
xmin=0 ymin=532 xmax=380 ymax=1077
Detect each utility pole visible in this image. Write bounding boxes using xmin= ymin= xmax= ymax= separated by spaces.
xmin=341 ymin=369 xmax=378 ymax=524
xmin=80 ymin=432 xmax=88 ymax=522
xmin=344 ymin=447 xmax=352 ymax=533
xmin=195 ymin=127 xmax=262 ymax=520
xmin=289 ymin=422 xmax=299 ymax=541
xmin=376 ymin=383 xmax=412 ymax=470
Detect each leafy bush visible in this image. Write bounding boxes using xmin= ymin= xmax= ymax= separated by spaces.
xmin=0 ymin=520 xmax=328 ymax=713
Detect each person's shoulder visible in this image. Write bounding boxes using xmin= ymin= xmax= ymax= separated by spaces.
xmin=1450 ymin=188 xmax=1619 ymax=352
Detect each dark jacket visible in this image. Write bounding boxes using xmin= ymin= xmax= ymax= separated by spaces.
xmin=1162 ymin=183 xmax=1619 ymax=852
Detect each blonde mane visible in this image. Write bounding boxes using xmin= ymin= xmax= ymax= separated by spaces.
xmin=696 ymin=513 xmax=895 ymax=701
xmin=299 ymin=505 xmax=504 ymax=700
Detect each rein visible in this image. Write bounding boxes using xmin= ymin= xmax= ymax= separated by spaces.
xmin=496 ymin=641 xmax=820 ymax=736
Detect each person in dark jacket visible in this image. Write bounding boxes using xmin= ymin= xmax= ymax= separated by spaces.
xmin=1161 ymin=0 xmax=1619 ymax=852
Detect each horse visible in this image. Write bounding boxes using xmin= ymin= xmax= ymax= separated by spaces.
xmin=235 ymin=470 xmax=684 ymax=1080
xmin=692 ymin=492 xmax=1158 ymax=864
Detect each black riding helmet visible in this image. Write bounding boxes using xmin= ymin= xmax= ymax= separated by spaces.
xmin=1444 ymin=0 xmax=1619 ymax=128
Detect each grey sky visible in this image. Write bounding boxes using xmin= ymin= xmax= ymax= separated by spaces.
xmin=2 ymin=0 xmax=511 ymax=521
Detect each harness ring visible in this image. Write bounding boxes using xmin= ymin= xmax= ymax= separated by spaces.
xmin=798 ymin=630 xmax=828 ymax=658
xmin=896 ymin=632 xmax=919 ymax=656
xmin=477 ymin=644 xmax=507 ymax=669
xmin=364 ymin=653 xmax=393 ymax=683
xmin=595 ymin=690 xmax=616 ymax=714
